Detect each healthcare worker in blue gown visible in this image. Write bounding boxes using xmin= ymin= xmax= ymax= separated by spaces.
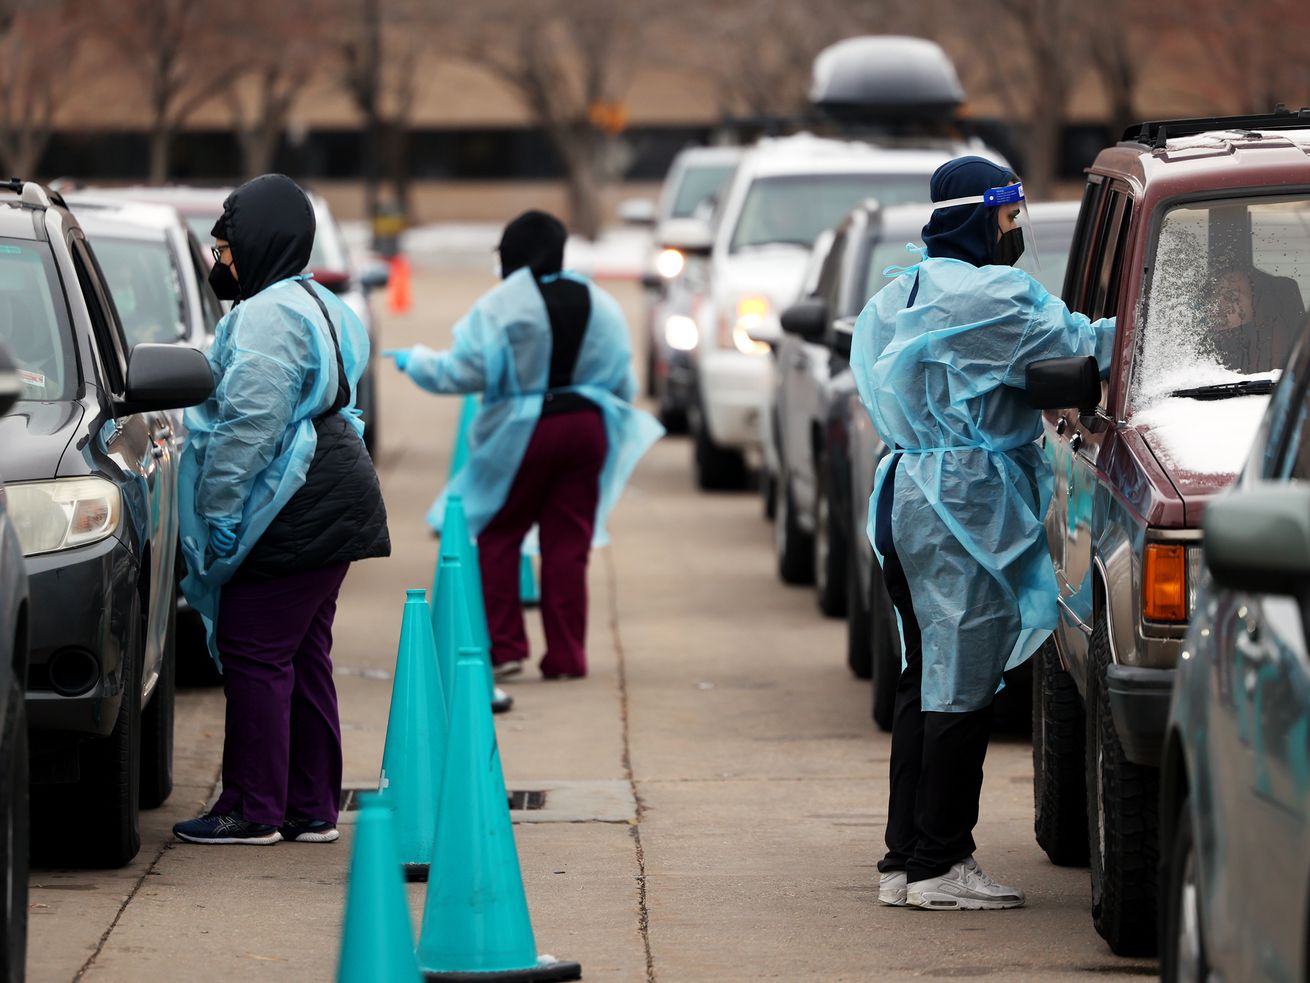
xmin=853 ymin=157 xmax=1115 ymax=910
xmin=385 ymin=211 xmax=663 ymax=679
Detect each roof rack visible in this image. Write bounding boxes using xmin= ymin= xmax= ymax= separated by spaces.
xmin=0 ymin=179 xmax=54 ymax=208
xmin=1124 ymin=105 xmax=1310 ymax=150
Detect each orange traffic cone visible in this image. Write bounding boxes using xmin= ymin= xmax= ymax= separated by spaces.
xmin=388 ymin=255 xmax=413 ymax=314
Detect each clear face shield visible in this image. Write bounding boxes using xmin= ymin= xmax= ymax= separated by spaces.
xmin=933 ymin=182 xmax=1041 ymax=273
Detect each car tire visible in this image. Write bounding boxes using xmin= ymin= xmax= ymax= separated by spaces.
xmin=845 ymin=546 xmax=872 ymax=680
xmin=775 ymin=478 xmax=814 ymax=585
xmin=139 ymin=588 xmax=176 ymax=810
xmin=870 ymin=568 xmax=899 ymax=733
xmin=32 ymin=595 xmax=142 ymax=870
xmin=0 ymin=674 xmax=28 ymax=983
xmin=1160 ymin=794 xmax=1209 ymax=983
xmin=645 ymin=345 xmax=657 ymax=399
xmin=692 ymin=416 xmax=747 ymax=491
xmin=175 ymin=605 xmax=222 ymax=688
xmin=1032 ymin=638 xmax=1089 ymax=866
xmin=1085 ymin=613 xmax=1158 ymax=956
xmin=658 ymin=399 xmax=688 ymax=435
xmin=813 ymin=453 xmax=846 ymax=617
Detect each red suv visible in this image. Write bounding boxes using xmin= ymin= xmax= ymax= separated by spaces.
xmin=1033 ymin=107 xmax=1310 ymax=956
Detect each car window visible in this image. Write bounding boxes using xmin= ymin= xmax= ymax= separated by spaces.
xmin=1134 ymin=194 xmax=1310 ymax=406
xmin=188 ymin=235 xmax=224 ymax=332
xmin=71 ymin=237 xmax=128 ymax=394
xmin=1088 ymin=190 xmax=1132 ymax=321
xmin=1029 ymin=218 xmax=1078 ymax=299
xmin=815 ymin=233 xmax=846 ymax=313
xmin=1064 ymin=180 xmax=1105 ymax=312
xmin=671 ymin=164 xmax=737 ymax=219
xmin=0 ymin=238 xmax=76 ymax=401
xmin=863 ymin=238 xmax=923 ymax=301
xmin=89 ymin=235 xmax=189 ymax=347
xmin=730 ymin=173 xmax=931 ymax=253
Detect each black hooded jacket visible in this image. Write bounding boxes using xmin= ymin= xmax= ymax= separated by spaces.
xmin=213 ymin=175 xmax=391 ymax=582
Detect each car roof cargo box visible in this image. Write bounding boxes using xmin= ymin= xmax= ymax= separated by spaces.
xmin=810 ymin=36 xmax=965 ymax=122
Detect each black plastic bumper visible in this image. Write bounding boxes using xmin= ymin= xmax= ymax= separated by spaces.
xmin=1106 ymin=664 xmax=1175 ymax=768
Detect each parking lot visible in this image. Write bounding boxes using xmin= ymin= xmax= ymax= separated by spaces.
xmin=21 ymin=270 xmax=1155 ymax=982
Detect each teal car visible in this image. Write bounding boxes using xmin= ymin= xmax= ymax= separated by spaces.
xmin=1163 ymin=325 xmax=1310 ymax=982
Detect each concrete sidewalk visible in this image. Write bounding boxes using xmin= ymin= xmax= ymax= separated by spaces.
xmin=28 ymin=271 xmax=1155 ymax=982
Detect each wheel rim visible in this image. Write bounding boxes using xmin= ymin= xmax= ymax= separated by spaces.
xmin=815 ymin=491 xmax=829 ymax=592
xmin=1175 ymin=843 xmax=1203 ymax=980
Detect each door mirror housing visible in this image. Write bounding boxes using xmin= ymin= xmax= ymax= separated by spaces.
xmin=780 ymin=298 xmax=829 ymax=342
xmin=358 ymin=262 xmax=390 ymax=292
xmin=1203 ymin=483 xmax=1310 ymax=595
xmin=831 ymin=316 xmax=855 ymax=359
xmin=618 ymin=198 xmax=658 ymax=228
xmin=0 ymin=342 xmax=19 ymax=417
xmin=1026 ymin=356 xmax=1101 ymax=412
xmin=118 ymin=343 xmax=214 ymax=416
xmin=657 ymin=218 xmax=713 ymax=257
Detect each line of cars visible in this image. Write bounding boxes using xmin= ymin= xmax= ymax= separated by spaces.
xmin=640 ymin=64 xmax=1310 ymax=970
xmin=0 ymin=177 xmax=388 ymax=978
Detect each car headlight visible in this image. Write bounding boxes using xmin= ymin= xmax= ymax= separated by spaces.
xmin=6 ymin=477 xmax=122 ymax=557
xmin=655 ymin=248 xmax=685 ymax=279
xmin=720 ymin=295 xmax=773 ymax=356
xmin=664 ymin=314 xmax=699 ymax=352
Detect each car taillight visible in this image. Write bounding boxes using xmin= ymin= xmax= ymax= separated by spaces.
xmin=1143 ymin=543 xmax=1188 ymax=622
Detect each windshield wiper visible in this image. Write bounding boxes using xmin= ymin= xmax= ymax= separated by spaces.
xmin=1168 ymin=379 xmax=1276 ymax=400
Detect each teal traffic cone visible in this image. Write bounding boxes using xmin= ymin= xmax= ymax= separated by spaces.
xmin=440 ymin=496 xmax=513 ymax=714
xmin=338 ymin=793 xmax=423 ymax=983
xmin=416 ymin=654 xmax=581 ymax=982
xmin=431 ymin=532 xmax=472 ymax=718
xmin=378 ymin=589 xmax=448 ymax=882
xmin=519 ymin=552 xmax=540 ymax=609
xmin=447 ymin=394 xmax=479 ymax=482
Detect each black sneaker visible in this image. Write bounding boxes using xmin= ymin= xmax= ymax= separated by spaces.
xmin=173 ymin=812 xmax=281 ymax=845
xmin=279 ymin=818 xmax=340 ymax=843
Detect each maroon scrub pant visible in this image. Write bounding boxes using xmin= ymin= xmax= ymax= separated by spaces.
xmin=212 ymin=563 xmax=349 ymax=827
xmin=478 ymin=410 xmax=606 ymax=677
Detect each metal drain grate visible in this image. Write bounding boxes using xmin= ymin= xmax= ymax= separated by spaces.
xmin=340 ymin=788 xmax=547 ymax=812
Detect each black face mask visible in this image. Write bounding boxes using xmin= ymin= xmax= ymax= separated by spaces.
xmin=208 ymin=260 xmax=240 ymax=301
xmin=994 ymin=227 xmax=1025 ymax=267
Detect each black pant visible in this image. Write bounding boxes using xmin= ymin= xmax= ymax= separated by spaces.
xmin=877 ymin=541 xmax=994 ymax=884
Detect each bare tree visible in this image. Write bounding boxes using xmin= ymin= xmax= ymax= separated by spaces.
xmin=449 ymin=0 xmax=643 ymax=239
xmin=0 ymin=0 xmax=84 ymax=178
xmin=223 ymin=0 xmax=321 ymax=179
xmin=1176 ymin=0 xmax=1310 ymax=115
xmin=93 ymin=0 xmax=237 ymax=183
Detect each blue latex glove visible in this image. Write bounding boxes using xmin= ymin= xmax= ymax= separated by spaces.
xmin=209 ymin=525 xmax=237 ymax=558
xmin=382 ymin=348 xmax=411 ymax=372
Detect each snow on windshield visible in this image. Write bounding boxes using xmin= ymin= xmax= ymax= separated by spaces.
xmin=1130 ymin=195 xmax=1310 ymax=473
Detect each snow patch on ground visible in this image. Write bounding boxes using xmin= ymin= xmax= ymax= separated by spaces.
xmin=1132 ymin=394 xmax=1269 ymax=476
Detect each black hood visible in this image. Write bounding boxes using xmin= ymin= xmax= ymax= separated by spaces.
xmin=211 ymin=174 xmax=316 ymax=301
xmin=921 ymin=156 xmax=1017 ymax=267
xmin=498 ymin=210 xmax=567 ymax=279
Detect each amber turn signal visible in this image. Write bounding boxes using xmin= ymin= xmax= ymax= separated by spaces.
xmin=1143 ymin=543 xmax=1188 ymax=622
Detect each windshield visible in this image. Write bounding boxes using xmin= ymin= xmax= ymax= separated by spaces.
xmin=1134 ymin=195 xmax=1310 ymax=406
xmin=90 ymin=236 xmax=189 ymax=346
xmin=731 ymin=173 xmax=931 ymax=253
xmin=671 ymin=163 xmax=736 ymax=219
xmin=185 ymin=209 xmax=345 ymax=272
xmin=858 ymin=217 xmax=1078 ymax=304
xmin=0 ymin=238 xmax=75 ymax=401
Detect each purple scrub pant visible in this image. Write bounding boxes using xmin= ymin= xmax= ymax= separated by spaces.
xmin=478 ymin=410 xmax=606 ymax=677
xmin=212 ymin=563 xmax=350 ymax=827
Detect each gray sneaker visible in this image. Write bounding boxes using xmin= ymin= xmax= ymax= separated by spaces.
xmin=907 ymin=857 xmax=1025 ymax=910
xmin=878 ymin=870 xmax=907 ymax=906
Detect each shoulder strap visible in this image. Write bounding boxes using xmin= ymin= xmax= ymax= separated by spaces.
xmin=298 ymin=279 xmax=350 ymax=416
xmin=906 ymin=272 xmax=921 ymax=309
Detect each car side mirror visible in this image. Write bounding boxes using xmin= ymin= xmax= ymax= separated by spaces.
xmin=1026 ymin=356 xmax=1101 ymax=412
xmin=657 ymin=218 xmax=713 ymax=257
xmin=619 ymin=198 xmax=657 ymax=228
xmin=640 ymin=271 xmax=665 ymax=292
xmin=831 ymin=316 xmax=855 ymax=359
xmin=780 ymin=298 xmax=828 ymax=342
xmin=1204 ymin=483 xmax=1310 ymax=595
xmin=118 ymin=343 xmax=214 ymax=416
xmin=359 ymin=262 xmax=390 ymax=292
xmin=0 ymin=342 xmax=19 ymax=417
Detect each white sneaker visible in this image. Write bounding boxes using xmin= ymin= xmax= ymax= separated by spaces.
xmin=907 ymin=857 xmax=1026 ymax=910
xmin=878 ymin=870 xmax=907 ymax=906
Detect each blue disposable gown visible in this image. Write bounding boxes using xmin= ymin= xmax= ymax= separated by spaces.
xmin=402 ymin=268 xmax=663 ymax=541
xmin=853 ymin=256 xmax=1115 ymax=712
xmin=178 ymin=275 xmax=370 ymax=663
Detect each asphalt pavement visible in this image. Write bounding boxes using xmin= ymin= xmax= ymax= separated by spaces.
xmin=27 ymin=269 xmax=1157 ymax=981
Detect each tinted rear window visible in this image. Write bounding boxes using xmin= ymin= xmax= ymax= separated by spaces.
xmin=0 ymin=238 xmax=75 ymax=400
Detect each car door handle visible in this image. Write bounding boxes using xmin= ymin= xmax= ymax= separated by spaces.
xmin=1056 ymin=418 xmax=1067 ymax=436
xmin=1070 ymin=433 xmax=1083 ymax=453
xmin=150 ymin=444 xmax=165 ymax=460
xmin=154 ymin=426 xmax=173 ymax=442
